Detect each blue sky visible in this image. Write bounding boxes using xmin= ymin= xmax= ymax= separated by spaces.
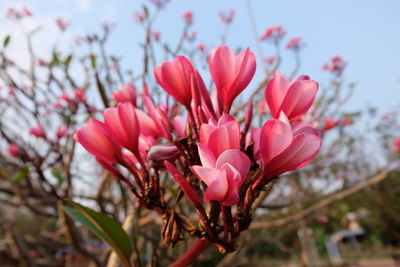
xmin=1 ymin=0 xmax=400 ymax=114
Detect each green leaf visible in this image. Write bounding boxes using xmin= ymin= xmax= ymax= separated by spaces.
xmin=12 ymin=169 xmax=28 ymax=183
xmin=64 ymin=55 xmax=73 ymax=67
xmin=52 ymin=50 xmax=60 ymax=65
xmin=3 ymin=35 xmax=11 ymax=47
xmin=89 ymin=54 xmax=97 ymax=68
xmin=51 ymin=168 xmax=64 ymax=184
xmin=64 ymin=200 xmax=132 ymax=267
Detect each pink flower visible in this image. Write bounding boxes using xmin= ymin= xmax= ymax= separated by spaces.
xmin=56 ymin=125 xmax=69 ymax=139
xmin=258 ymin=113 xmax=321 ymax=178
xmin=183 ymin=11 xmax=193 ymax=25
xmin=104 ymin=103 xmax=140 ymax=155
xmin=133 ymin=12 xmax=146 ymax=23
xmin=262 ymin=56 xmax=276 ymax=65
xmin=59 ymin=92 xmax=72 ymax=103
xmin=322 ymin=56 xmax=347 ymax=77
xmin=286 ymin=37 xmax=306 ymax=51
xmin=322 ymin=117 xmax=339 ymax=132
xmin=260 ymin=25 xmax=286 ymax=43
xmin=22 ymin=7 xmax=32 ymax=17
xmin=155 ymin=56 xmax=205 ymax=108
xmin=112 ymin=83 xmax=137 ymax=106
xmin=341 ymin=117 xmax=353 ymax=126
xmin=30 ymin=125 xmax=45 ymax=138
xmin=199 ymin=114 xmax=240 ymax=159
xmin=265 ymin=71 xmax=318 ymax=121
xmin=197 ymin=43 xmax=205 ymax=52
xmin=183 ymin=31 xmax=197 ymax=42
xmin=53 ymin=101 xmax=63 ymax=109
xmin=151 ymin=31 xmax=160 ymax=41
xmin=209 ymin=45 xmax=256 ymax=112
xmin=74 ymin=89 xmax=87 ymax=103
xmin=55 ymin=17 xmax=70 ymax=32
xmin=74 ymin=118 xmax=121 ymax=163
xmin=8 ymin=144 xmax=19 ymax=158
xmin=392 ymin=138 xmax=400 ymax=153
xmin=192 ymin=144 xmax=250 ymax=206
xmin=218 ymin=9 xmax=235 ymax=24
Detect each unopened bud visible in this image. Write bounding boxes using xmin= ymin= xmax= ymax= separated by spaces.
xmin=147 ymin=144 xmax=180 ymax=162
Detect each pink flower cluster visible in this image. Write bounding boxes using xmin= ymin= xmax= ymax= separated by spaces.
xmin=6 ymin=7 xmax=32 ymax=20
xmin=75 ymin=45 xmax=321 ymax=211
xmin=322 ymin=56 xmax=347 ymax=77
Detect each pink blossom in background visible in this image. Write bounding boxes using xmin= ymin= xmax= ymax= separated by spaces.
xmin=55 ymin=17 xmax=70 ymax=32
xmin=151 ymin=31 xmax=161 ymax=41
xmin=262 ymin=56 xmax=276 ymax=65
xmin=218 ymin=9 xmax=235 ymax=24
xmin=265 ymin=71 xmax=318 ymax=121
xmin=59 ymin=92 xmax=72 ymax=104
xmin=147 ymin=0 xmax=170 ymax=9
xmin=133 ymin=12 xmax=146 ymax=23
xmin=209 ymin=45 xmax=256 ymax=112
xmin=6 ymin=7 xmax=32 ymax=20
xmin=30 ymin=125 xmax=45 ymax=138
xmin=341 ymin=117 xmax=353 ymax=126
xmin=53 ymin=101 xmax=63 ymax=109
xmin=286 ymin=37 xmax=307 ymax=51
xmin=112 ymin=83 xmax=137 ymax=106
xmin=322 ymin=117 xmax=339 ymax=132
xmin=392 ymin=138 xmax=400 ymax=153
xmin=322 ymin=56 xmax=347 ymax=76
xmin=260 ymin=25 xmax=286 ymax=43
xmin=7 ymin=144 xmax=19 ymax=158
xmin=56 ymin=125 xmax=69 ymax=139
xmin=22 ymin=7 xmax=32 ymax=17
xmin=74 ymin=89 xmax=87 ymax=103
xmin=183 ymin=11 xmax=193 ymax=25
xmin=183 ymin=31 xmax=197 ymax=42
xmin=197 ymin=43 xmax=205 ymax=52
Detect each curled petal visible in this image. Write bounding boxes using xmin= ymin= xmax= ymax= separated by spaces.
xmin=216 ymin=150 xmax=250 ymax=181
xmin=75 ymin=119 xmax=120 ymax=163
xmin=265 ymin=133 xmax=322 ymax=177
xmin=259 ymin=114 xmax=293 ymax=164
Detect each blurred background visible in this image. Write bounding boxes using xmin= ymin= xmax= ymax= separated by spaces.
xmin=1 ymin=0 xmax=400 ymax=266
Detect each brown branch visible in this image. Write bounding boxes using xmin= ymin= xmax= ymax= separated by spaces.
xmin=250 ymin=171 xmax=390 ymax=229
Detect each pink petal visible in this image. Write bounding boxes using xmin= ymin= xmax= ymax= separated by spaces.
xmin=199 ymin=123 xmax=216 ymax=145
xmin=191 ymin=166 xmax=223 ymax=185
xmin=208 ymin=121 xmax=240 ymax=158
xmin=216 ymin=150 xmax=250 ymax=181
xmin=191 ymin=166 xmax=228 ymax=202
xmin=280 ymin=79 xmax=318 ymax=121
xmin=197 ymin=143 xmax=217 ymax=168
xmin=173 ymin=115 xmax=187 ymax=137
xmin=75 ymin=119 xmax=120 ymax=163
xmin=265 ymin=133 xmax=321 ymax=177
xmin=135 ymin=109 xmax=159 ymax=136
xmin=265 ymin=71 xmax=291 ymax=118
xmin=219 ymin=163 xmax=241 ymax=206
xmin=259 ymin=115 xmax=293 ymax=164
xmin=204 ymin=171 xmax=228 ymax=202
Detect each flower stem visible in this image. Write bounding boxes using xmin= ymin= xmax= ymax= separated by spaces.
xmin=169 ymin=239 xmax=210 ymax=267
